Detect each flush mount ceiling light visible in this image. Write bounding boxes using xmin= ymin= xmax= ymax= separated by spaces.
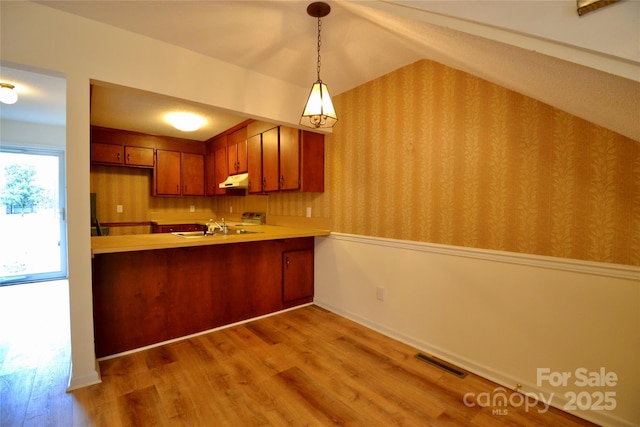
xmin=165 ymin=112 xmax=205 ymax=132
xmin=300 ymin=2 xmax=337 ymax=129
xmin=0 ymin=83 xmax=18 ymax=105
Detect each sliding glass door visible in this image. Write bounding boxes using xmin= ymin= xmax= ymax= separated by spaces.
xmin=0 ymin=148 xmax=67 ymax=285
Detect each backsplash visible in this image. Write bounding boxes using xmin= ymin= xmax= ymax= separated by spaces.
xmin=90 ymin=165 xmax=216 ymax=235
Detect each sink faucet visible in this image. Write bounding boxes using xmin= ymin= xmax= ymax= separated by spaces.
xmin=213 ymin=218 xmax=228 ymax=234
xmin=206 ymin=218 xmax=227 ymax=235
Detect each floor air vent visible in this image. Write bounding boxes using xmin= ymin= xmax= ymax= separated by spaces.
xmin=415 ymin=353 xmax=468 ymax=378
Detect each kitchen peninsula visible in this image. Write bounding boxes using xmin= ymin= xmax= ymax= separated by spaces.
xmin=91 ymin=224 xmax=329 ymax=357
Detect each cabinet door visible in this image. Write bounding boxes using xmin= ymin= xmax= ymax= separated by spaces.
xmin=124 ymin=146 xmax=154 ymax=167
xmin=299 ymin=131 xmax=325 ymax=192
xmin=205 ymin=152 xmax=216 ymax=196
xmin=155 ymin=150 xmax=181 ymax=195
xmin=228 ymin=127 xmax=248 ymax=174
xmin=91 ymin=142 xmax=123 ymax=165
xmin=182 ymin=153 xmax=205 ymax=196
xmin=283 ymin=249 xmax=314 ymax=302
xmin=206 ymin=135 xmax=227 ymax=196
xmin=247 ymin=134 xmax=263 ymax=194
xmin=279 ymin=126 xmax=300 ymax=191
xmin=214 ymin=145 xmax=229 ymax=195
xmin=236 ymin=135 xmax=248 ymax=174
xmin=262 ymin=127 xmax=280 ymax=192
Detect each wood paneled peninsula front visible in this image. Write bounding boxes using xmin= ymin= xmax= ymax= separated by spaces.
xmin=91 ymin=225 xmax=329 ymax=358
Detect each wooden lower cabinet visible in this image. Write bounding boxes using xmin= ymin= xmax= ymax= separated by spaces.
xmin=283 ymin=249 xmax=314 ymax=302
xmin=92 ymin=237 xmax=314 ymax=357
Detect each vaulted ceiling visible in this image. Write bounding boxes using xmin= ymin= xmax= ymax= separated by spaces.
xmin=2 ymin=0 xmax=639 ymax=141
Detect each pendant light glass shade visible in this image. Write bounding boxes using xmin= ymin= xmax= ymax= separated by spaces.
xmin=300 ymin=80 xmax=337 ymax=129
xmin=300 ymin=2 xmax=337 ymax=129
xmin=0 ymin=83 xmax=18 ymax=105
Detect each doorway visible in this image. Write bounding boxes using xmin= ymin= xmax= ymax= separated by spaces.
xmin=0 ymin=148 xmax=68 ymax=285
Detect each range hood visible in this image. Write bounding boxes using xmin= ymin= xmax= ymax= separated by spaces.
xmin=219 ymin=173 xmax=249 ymax=189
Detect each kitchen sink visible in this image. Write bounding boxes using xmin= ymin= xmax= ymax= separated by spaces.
xmin=171 ymin=228 xmax=262 ymax=238
xmin=171 ymin=231 xmax=207 ymax=238
xmin=227 ymin=228 xmax=262 ymax=234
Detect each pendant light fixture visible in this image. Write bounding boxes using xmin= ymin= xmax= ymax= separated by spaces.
xmin=0 ymin=83 xmax=18 ymax=105
xmin=300 ymin=2 xmax=337 ymax=129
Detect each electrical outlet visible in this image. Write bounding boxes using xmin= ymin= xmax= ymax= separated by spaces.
xmin=376 ymin=286 xmax=386 ymax=301
xmin=190 ymin=205 xmax=195 ymax=212
xmin=116 ymin=205 xmax=123 ymax=213
xmin=306 ymin=207 xmax=312 ymax=218
xmin=230 ymin=206 xmax=233 ymax=213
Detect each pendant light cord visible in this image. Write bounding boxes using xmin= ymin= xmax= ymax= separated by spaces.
xmin=316 ymin=16 xmax=322 ymax=81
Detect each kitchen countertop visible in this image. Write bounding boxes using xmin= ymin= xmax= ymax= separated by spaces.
xmin=91 ymin=224 xmax=330 ymax=255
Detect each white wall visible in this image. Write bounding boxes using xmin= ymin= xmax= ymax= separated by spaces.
xmin=314 ymin=233 xmax=640 ymax=427
xmin=0 ymin=120 xmax=65 ymax=149
xmin=1 ymin=1 xmax=310 ymax=390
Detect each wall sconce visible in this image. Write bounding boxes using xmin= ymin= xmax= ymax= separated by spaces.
xmin=0 ymin=83 xmax=18 ymax=105
xmin=300 ymin=2 xmax=337 ymax=129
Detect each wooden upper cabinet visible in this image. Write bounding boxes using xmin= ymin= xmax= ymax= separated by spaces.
xmin=279 ymin=126 xmax=300 ymax=191
xmin=246 ymin=124 xmax=324 ymax=194
xmin=213 ymin=145 xmax=229 ymax=195
xmin=262 ymin=127 xmax=280 ymax=192
xmin=206 ymin=135 xmax=224 ymax=196
xmin=227 ymin=127 xmax=248 ymax=175
xmin=155 ymin=150 xmax=182 ymax=195
xmin=182 ymin=153 xmax=205 ymax=196
xmin=156 ymin=150 xmax=205 ymax=196
xmin=205 ymin=151 xmax=216 ymax=196
xmin=91 ymin=142 xmax=123 ymax=165
xmin=205 ymin=134 xmax=234 ymax=196
xmin=247 ymin=134 xmax=263 ymax=194
xmin=92 ymin=143 xmax=154 ymax=168
xmin=299 ymin=130 xmax=324 ymax=192
xmin=124 ymin=146 xmax=154 ymax=167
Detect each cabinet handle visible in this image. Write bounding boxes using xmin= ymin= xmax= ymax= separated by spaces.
xmin=285 ymin=256 xmax=290 ymax=268
xmin=127 ymin=153 xmax=130 ymax=162
xmin=116 ymin=152 xmax=120 ymax=161
xmin=176 ymin=185 xmax=180 ymax=193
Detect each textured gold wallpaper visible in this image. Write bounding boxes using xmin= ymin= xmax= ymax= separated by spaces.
xmin=293 ymin=59 xmax=638 ymax=266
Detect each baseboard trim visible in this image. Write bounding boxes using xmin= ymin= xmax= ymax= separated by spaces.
xmin=66 ymin=364 xmax=101 ymax=392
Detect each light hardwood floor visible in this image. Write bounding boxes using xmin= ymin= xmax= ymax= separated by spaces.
xmin=1 ymin=282 xmax=596 ymax=426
